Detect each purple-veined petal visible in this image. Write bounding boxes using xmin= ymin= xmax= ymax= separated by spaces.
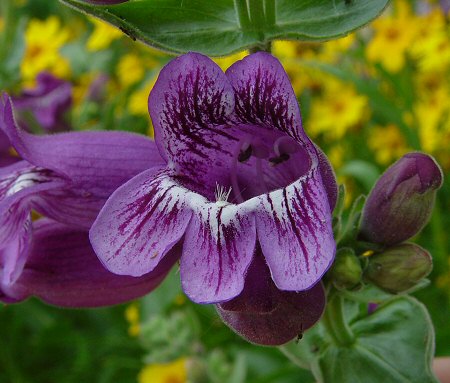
xmin=1 ymin=219 xmax=178 ymax=307
xmin=255 ymin=166 xmax=335 ymax=291
xmin=0 ymin=216 xmax=31 ymax=286
xmin=180 ymin=202 xmax=256 ymax=304
xmin=0 ymin=161 xmax=65 ymax=243
xmin=316 ymin=145 xmax=338 ymax=211
xmin=149 ymin=52 xmax=240 ymax=199
xmin=1 ymin=94 xmax=165 ymax=227
xmin=217 ymin=253 xmax=326 ymax=346
xmin=90 ymin=168 xmax=191 ymax=277
xmin=226 ymin=52 xmax=310 ymax=147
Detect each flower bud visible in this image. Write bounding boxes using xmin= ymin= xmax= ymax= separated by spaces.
xmin=360 ymin=153 xmax=443 ymax=245
xmin=328 ymin=248 xmax=362 ymax=290
xmin=365 ymin=243 xmax=432 ymax=293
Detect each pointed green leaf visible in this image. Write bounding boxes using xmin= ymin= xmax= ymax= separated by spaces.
xmin=59 ymin=0 xmax=390 ymax=56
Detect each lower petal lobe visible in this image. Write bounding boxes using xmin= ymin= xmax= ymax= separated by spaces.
xmin=90 ymin=168 xmax=190 ymax=277
xmin=181 ymin=201 xmax=256 ymax=304
xmin=256 ymin=166 xmax=335 ymax=291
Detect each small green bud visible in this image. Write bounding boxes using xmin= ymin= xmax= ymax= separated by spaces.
xmin=365 ymin=243 xmax=432 ymax=293
xmin=329 ymin=248 xmax=362 ymax=289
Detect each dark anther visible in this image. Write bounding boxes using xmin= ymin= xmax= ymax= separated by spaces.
xmin=269 ymin=153 xmax=290 ymax=166
xmin=238 ymin=145 xmax=253 ymax=162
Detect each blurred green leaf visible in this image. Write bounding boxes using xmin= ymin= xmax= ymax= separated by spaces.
xmin=339 ymin=160 xmax=380 ymax=192
xmin=59 ymin=0 xmax=389 ymax=56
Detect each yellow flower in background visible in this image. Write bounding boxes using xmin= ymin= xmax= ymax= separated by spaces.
xmin=273 ymin=40 xmax=321 ymax=94
xmin=368 ymin=124 xmax=409 ymax=165
xmin=366 ymin=0 xmax=418 ymax=73
xmin=213 ymin=51 xmax=247 ymax=71
xmin=117 ymin=53 xmax=145 ymax=87
xmin=413 ymin=71 xmax=450 ymax=153
xmin=21 ymin=17 xmax=71 ymax=83
xmin=138 ymin=358 xmax=187 ymax=383
xmin=308 ymin=79 xmax=368 ymax=140
xmin=410 ymin=9 xmax=450 ymax=73
xmin=327 ymin=145 xmax=346 ymax=169
xmin=86 ymin=17 xmax=123 ymax=51
xmin=129 ymin=77 xmax=157 ymax=117
xmin=319 ymin=33 xmax=356 ymax=63
xmin=0 ymin=18 xmax=4 ymax=32
xmin=125 ymin=303 xmax=140 ymax=337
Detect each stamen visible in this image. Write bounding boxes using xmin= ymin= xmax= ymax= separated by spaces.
xmin=273 ymin=136 xmax=298 ymax=157
xmin=215 ymin=182 xmax=232 ymax=202
xmin=230 ymin=140 xmax=250 ymax=204
xmin=238 ymin=144 xmax=253 ymax=163
xmin=215 ymin=182 xmax=232 ymax=206
xmin=255 ymin=157 xmax=268 ymax=192
xmin=269 ymin=153 xmax=290 ymax=166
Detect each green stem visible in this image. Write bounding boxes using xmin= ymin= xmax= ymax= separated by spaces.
xmin=249 ymin=41 xmax=272 ymax=54
xmin=430 ymin=198 xmax=447 ymax=271
xmin=233 ymin=0 xmax=251 ymax=31
xmin=264 ymin=0 xmax=276 ymax=27
xmin=321 ymin=293 xmax=354 ymax=347
xmin=248 ymin=0 xmax=265 ymax=30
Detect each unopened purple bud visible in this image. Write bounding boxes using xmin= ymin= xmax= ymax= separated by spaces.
xmin=359 ymin=153 xmax=443 ymax=245
xmin=365 ymin=243 xmax=432 ymax=293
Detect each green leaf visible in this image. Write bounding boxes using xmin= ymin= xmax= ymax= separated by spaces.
xmin=59 ymin=0 xmax=390 ymax=56
xmin=282 ymin=296 xmax=438 ymax=383
xmin=339 ymin=160 xmax=380 ymax=193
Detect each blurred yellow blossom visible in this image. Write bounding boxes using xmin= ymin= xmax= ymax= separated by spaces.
xmin=273 ymin=41 xmax=321 ymax=94
xmin=125 ymin=303 xmax=140 ymax=337
xmin=308 ymin=79 xmax=368 ymax=140
xmin=129 ymin=77 xmax=157 ymax=117
xmin=117 ymin=53 xmax=145 ymax=87
xmin=21 ymin=17 xmax=71 ymax=83
xmin=410 ymin=8 xmax=450 ymax=73
xmin=327 ymin=145 xmax=345 ymax=169
xmin=213 ymin=51 xmax=247 ymax=71
xmin=138 ymin=358 xmax=187 ymax=383
xmin=366 ymin=0 xmax=418 ymax=72
xmin=414 ymin=74 xmax=450 ymax=153
xmin=319 ymin=33 xmax=356 ymax=63
xmin=86 ymin=17 xmax=123 ymax=51
xmin=368 ymin=124 xmax=409 ymax=165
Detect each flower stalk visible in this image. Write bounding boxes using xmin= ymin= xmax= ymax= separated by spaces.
xmin=321 ymin=292 xmax=354 ymax=347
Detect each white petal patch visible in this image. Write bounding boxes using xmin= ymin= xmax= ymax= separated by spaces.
xmin=181 ymin=198 xmax=256 ymax=304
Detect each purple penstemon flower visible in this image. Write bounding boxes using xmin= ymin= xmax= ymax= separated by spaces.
xmin=0 ymin=94 xmax=171 ymax=304
xmin=90 ymin=52 xmax=337 ymax=307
